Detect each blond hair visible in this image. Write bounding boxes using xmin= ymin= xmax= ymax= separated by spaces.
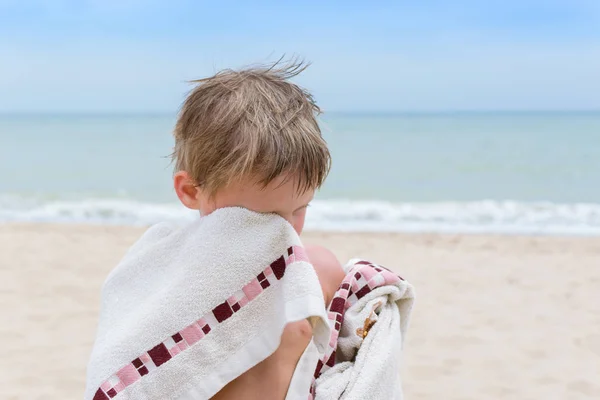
xmin=172 ymin=60 xmax=331 ymax=197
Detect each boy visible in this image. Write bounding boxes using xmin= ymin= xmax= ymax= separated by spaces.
xmin=171 ymin=61 xmax=345 ymax=399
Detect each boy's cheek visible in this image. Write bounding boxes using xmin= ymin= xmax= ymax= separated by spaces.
xmin=293 ymin=214 xmax=307 ymax=235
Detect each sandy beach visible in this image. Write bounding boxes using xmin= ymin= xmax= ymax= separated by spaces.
xmin=1 ymin=223 xmax=599 ymax=399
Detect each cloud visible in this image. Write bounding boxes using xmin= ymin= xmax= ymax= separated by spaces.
xmin=0 ymin=1 xmax=598 ymax=112
xmin=1 ymin=36 xmax=598 ymax=112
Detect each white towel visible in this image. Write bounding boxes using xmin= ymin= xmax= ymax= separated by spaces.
xmin=85 ymin=207 xmax=330 ymax=400
xmin=312 ymin=259 xmax=415 ymax=400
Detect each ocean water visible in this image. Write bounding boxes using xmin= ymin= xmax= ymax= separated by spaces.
xmin=1 ymin=112 xmax=599 ymax=235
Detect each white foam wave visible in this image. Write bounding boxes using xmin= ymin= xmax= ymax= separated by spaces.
xmin=1 ymin=196 xmax=600 ymax=235
xmin=0 ymin=197 xmax=197 ymax=225
xmin=306 ymin=200 xmax=600 ymax=235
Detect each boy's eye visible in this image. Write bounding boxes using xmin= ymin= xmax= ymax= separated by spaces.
xmin=293 ymin=204 xmax=310 ymax=215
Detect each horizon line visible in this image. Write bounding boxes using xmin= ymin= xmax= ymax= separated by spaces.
xmin=1 ymin=109 xmax=599 ymax=117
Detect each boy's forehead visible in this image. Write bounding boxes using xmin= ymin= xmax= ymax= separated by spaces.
xmin=240 ymin=173 xmax=312 ymax=195
xmin=214 ymin=174 xmax=314 ymax=212
xmin=253 ymin=176 xmax=314 ymax=202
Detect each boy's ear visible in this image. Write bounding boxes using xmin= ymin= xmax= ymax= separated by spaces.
xmin=174 ymin=171 xmax=203 ymax=210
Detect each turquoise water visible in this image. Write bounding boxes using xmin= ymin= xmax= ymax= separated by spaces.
xmin=1 ymin=112 xmax=600 ymax=234
xmin=323 ymin=112 xmax=600 ymax=202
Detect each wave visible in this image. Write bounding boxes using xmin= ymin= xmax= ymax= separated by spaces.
xmin=1 ymin=196 xmax=600 ymax=235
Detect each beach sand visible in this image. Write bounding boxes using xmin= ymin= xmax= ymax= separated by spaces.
xmin=1 ymin=224 xmax=599 ymax=399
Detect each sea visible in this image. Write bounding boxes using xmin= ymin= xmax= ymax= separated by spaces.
xmin=1 ymin=112 xmax=599 ymax=235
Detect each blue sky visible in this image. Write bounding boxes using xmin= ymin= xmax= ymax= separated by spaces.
xmin=0 ymin=1 xmax=599 ymax=112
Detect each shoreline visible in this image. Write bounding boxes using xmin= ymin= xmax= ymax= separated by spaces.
xmin=4 ymin=221 xmax=600 ymax=239
xmin=2 ymin=223 xmax=600 ymax=398
xmin=2 ymin=197 xmax=600 ymax=237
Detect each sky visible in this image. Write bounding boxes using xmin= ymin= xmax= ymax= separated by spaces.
xmin=0 ymin=1 xmax=599 ymax=113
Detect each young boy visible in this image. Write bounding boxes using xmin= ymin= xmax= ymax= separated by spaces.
xmin=171 ymin=61 xmax=345 ymax=399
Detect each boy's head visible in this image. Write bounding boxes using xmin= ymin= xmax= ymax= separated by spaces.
xmin=172 ymin=60 xmax=330 ymax=234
